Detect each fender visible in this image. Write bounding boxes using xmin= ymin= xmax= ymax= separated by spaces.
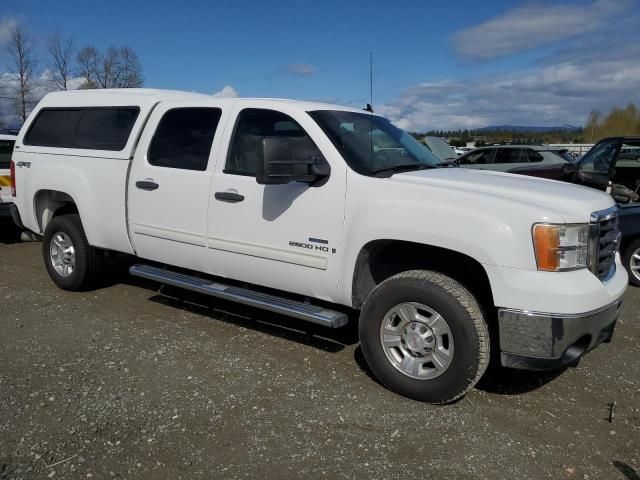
xmin=336 ymin=171 xmax=567 ymax=306
xmin=22 ymin=155 xmax=134 ymax=254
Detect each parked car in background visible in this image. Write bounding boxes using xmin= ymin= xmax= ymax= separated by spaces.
xmin=514 ymin=137 xmax=640 ymax=286
xmin=454 ymin=145 xmax=572 ymax=173
xmin=0 ymin=134 xmax=17 ymax=220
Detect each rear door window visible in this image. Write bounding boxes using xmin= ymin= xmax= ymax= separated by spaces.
xmin=148 ymin=108 xmax=222 ymax=171
xmin=494 ymin=149 xmax=523 ymax=164
xmin=24 ymin=107 xmax=140 ymax=151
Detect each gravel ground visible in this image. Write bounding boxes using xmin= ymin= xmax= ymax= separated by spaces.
xmin=0 ymin=230 xmax=639 ymax=479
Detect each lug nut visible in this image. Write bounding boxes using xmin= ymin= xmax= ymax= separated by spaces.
xmin=426 ymin=336 xmax=434 ymax=343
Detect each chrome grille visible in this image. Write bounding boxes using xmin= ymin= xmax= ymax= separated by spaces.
xmin=589 ymin=208 xmax=620 ymax=281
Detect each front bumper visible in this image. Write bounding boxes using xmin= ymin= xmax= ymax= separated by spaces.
xmin=498 ymin=296 xmax=623 ymax=370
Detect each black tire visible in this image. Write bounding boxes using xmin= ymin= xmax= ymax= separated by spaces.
xmin=42 ymin=214 xmax=100 ymax=291
xmin=622 ymin=239 xmax=640 ymax=287
xmin=359 ymin=270 xmax=490 ymax=403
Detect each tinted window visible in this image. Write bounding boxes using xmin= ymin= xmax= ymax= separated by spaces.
xmin=226 ymin=109 xmax=322 ymax=176
xmin=460 ymin=149 xmax=494 ymax=165
xmin=24 ymin=107 xmax=139 ymax=150
xmin=494 ymin=149 xmax=523 ymax=164
xmin=0 ymin=140 xmax=14 ymax=169
xmin=148 ymin=108 xmax=221 ymax=171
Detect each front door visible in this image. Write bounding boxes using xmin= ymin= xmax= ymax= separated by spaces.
xmin=127 ymin=103 xmax=227 ymax=270
xmin=206 ymin=104 xmax=347 ymax=301
xmin=611 ymin=140 xmax=640 ymax=203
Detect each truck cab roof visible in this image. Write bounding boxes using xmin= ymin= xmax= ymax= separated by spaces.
xmin=35 ymin=88 xmax=364 ymax=114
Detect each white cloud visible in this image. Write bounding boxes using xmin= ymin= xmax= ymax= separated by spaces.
xmin=379 ymin=44 xmax=640 ymax=131
xmin=212 ymin=85 xmax=239 ymax=97
xmin=0 ymin=16 xmax=19 ymax=44
xmin=285 ymin=63 xmax=316 ymax=76
xmin=381 ymin=7 xmax=640 ymax=132
xmin=452 ymin=0 xmax=633 ymax=60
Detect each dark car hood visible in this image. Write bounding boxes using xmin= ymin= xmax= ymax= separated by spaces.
xmin=507 ymin=162 xmax=569 ymax=181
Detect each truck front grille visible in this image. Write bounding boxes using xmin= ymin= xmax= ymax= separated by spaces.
xmin=590 ymin=209 xmax=620 ymax=281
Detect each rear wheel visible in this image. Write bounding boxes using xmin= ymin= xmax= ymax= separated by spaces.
xmin=42 ymin=214 xmax=100 ymax=291
xmin=623 ymin=239 xmax=640 ymax=287
xmin=359 ymin=270 xmax=490 ymax=403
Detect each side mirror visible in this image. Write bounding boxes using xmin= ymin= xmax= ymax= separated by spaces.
xmin=256 ymin=137 xmax=330 ymax=186
xmin=561 ymin=162 xmax=577 ymax=176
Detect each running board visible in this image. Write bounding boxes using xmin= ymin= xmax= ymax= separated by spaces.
xmin=129 ymin=264 xmax=348 ymax=329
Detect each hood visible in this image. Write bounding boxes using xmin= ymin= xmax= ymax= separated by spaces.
xmin=395 ymin=167 xmax=614 ymax=223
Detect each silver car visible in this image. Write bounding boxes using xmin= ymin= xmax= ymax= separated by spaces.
xmin=454 ymin=145 xmax=571 ymax=172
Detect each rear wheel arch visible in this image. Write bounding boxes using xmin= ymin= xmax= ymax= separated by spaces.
xmin=33 ymin=189 xmax=80 ymax=234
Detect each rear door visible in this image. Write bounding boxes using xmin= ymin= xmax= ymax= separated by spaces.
xmin=492 ymin=148 xmax=526 ymax=171
xmin=127 ymin=102 xmax=230 ymax=270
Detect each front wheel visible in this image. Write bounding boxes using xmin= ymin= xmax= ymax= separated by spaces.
xmin=359 ymin=270 xmax=490 ymax=403
xmin=42 ymin=214 xmax=100 ymax=291
xmin=623 ymin=239 xmax=640 ymax=287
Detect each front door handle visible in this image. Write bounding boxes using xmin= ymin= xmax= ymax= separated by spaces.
xmin=214 ymin=191 xmax=245 ymax=203
xmin=136 ymin=180 xmax=159 ymax=191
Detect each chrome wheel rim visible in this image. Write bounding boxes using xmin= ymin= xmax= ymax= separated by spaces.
xmin=380 ymin=302 xmax=454 ymax=380
xmin=631 ymin=247 xmax=640 ymax=282
xmin=49 ymin=231 xmax=75 ymax=277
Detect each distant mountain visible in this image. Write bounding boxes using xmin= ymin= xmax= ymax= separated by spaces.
xmin=474 ymin=125 xmax=581 ymax=133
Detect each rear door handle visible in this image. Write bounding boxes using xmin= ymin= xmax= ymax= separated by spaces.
xmin=214 ymin=191 xmax=244 ymax=203
xmin=136 ymin=180 xmax=159 ymax=191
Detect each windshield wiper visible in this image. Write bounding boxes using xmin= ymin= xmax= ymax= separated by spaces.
xmin=372 ymin=164 xmax=438 ymax=176
xmin=435 ymin=160 xmax=459 ymax=167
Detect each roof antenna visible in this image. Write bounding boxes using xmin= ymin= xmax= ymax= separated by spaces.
xmin=364 ymin=52 xmax=374 ymax=113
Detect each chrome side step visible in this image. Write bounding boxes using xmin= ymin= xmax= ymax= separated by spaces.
xmin=129 ymin=264 xmax=348 ymax=329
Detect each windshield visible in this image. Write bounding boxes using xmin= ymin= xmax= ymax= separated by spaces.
xmin=308 ymin=110 xmax=440 ymax=176
xmin=423 ymin=136 xmax=458 ymax=161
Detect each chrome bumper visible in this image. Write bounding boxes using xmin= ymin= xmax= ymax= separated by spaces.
xmin=498 ymin=297 xmax=623 ymax=370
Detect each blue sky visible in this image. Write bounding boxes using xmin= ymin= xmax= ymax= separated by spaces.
xmin=2 ymin=0 xmax=640 ymax=130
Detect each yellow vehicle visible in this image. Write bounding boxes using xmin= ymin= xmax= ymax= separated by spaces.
xmin=0 ymin=134 xmax=17 ymax=220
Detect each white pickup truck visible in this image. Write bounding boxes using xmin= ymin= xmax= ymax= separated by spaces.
xmin=10 ymin=89 xmax=627 ymax=403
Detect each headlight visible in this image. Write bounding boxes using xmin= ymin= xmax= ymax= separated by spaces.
xmin=532 ymin=223 xmax=589 ymax=271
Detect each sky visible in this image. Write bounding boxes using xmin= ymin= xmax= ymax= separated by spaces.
xmin=1 ymin=0 xmax=640 ymax=131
